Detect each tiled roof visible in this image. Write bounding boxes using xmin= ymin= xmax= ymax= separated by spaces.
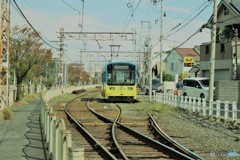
xmin=175 ymin=48 xmax=200 ymax=61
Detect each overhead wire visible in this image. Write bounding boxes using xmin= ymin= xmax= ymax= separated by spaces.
xmin=166 ymin=0 xmax=209 ymax=33
xmin=151 ymin=1 xmax=210 ymax=50
xmin=122 ymin=0 xmax=142 ymax=32
xmin=165 ymin=2 xmax=210 ymax=38
xmin=61 ymin=0 xmax=84 ymax=31
xmin=61 ymin=0 xmax=81 ymax=12
xmin=21 ymin=0 xmax=57 ymax=33
xmin=12 ymin=0 xmax=59 ymax=49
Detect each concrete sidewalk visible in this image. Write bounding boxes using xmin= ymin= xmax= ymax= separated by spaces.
xmin=0 ymin=97 xmax=47 ymax=160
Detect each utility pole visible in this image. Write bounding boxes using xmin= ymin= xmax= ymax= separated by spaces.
xmin=6 ymin=0 xmax=10 ymax=106
xmin=148 ymin=40 xmax=153 ymax=102
xmin=80 ymin=49 xmax=83 ymax=85
xmin=0 ymin=0 xmax=10 ymax=108
xmin=209 ymin=0 xmax=218 ymax=101
xmin=234 ymin=28 xmax=238 ymax=80
xmin=0 ymin=0 xmax=4 ymax=108
xmin=159 ymin=0 xmax=163 ymax=85
xmin=59 ymin=28 xmax=64 ymax=86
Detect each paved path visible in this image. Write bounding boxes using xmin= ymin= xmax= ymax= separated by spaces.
xmin=0 ymin=98 xmax=47 ymax=160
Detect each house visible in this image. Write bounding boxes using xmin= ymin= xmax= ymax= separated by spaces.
xmin=164 ymin=47 xmax=200 ymax=79
xmin=152 ymin=52 xmax=168 ymax=78
xmin=200 ymin=0 xmax=240 ymax=80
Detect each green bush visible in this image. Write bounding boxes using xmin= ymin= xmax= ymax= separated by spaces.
xmin=3 ymin=107 xmax=12 ymax=120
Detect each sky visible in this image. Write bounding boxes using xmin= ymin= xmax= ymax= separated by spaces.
xmin=11 ymin=0 xmax=217 ymax=72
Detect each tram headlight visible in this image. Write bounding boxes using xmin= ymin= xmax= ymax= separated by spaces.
xmin=109 ymin=87 xmax=115 ymax=90
xmin=128 ymin=87 xmax=133 ymax=90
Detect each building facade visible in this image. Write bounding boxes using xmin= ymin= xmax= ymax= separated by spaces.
xmin=200 ymin=0 xmax=240 ymax=80
xmin=164 ymin=47 xmax=200 ymax=79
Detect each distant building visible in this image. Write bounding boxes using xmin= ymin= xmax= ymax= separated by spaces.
xmin=164 ymin=47 xmax=200 ymax=79
xmin=200 ymin=0 xmax=240 ymax=80
xmin=152 ymin=52 xmax=168 ymax=79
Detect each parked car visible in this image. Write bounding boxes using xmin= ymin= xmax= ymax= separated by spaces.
xmin=145 ymin=79 xmax=162 ymax=95
xmin=182 ymin=77 xmax=209 ymax=99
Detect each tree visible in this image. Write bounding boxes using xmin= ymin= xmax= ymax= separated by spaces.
xmin=163 ymin=72 xmax=174 ymax=81
xmin=10 ymin=25 xmax=52 ymax=101
xmin=68 ymin=65 xmax=90 ymax=85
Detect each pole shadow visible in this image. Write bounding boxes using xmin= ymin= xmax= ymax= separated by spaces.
xmin=22 ymin=102 xmax=47 ymax=160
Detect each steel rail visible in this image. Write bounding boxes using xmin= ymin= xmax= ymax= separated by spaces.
xmin=64 ymin=96 xmax=118 ymax=160
xmin=148 ymin=112 xmax=204 ymax=160
xmin=116 ymin=117 xmax=195 ymax=160
xmin=87 ymin=101 xmax=194 ymax=160
xmin=86 ymin=98 xmax=129 ymax=160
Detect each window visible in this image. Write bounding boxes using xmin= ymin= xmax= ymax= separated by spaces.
xmin=206 ymin=45 xmax=209 ymax=54
xmin=171 ymin=63 xmax=176 ymax=71
xmin=107 ymin=64 xmax=135 ymax=85
xmin=224 ymin=7 xmax=229 ymax=16
xmin=193 ymin=81 xmax=202 ymax=89
xmin=183 ymin=80 xmax=194 ymax=87
xmin=221 ymin=43 xmax=225 ymax=52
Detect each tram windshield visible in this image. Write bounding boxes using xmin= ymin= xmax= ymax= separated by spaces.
xmin=107 ymin=64 xmax=135 ymax=85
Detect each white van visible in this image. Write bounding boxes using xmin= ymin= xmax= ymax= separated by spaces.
xmin=182 ymin=77 xmax=209 ymax=99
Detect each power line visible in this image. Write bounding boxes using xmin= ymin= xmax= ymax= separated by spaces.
xmin=172 ymin=27 xmax=202 ymax=50
xmin=166 ymin=0 xmax=209 ymax=33
xmin=150 ymin=24 xmax=206 ymax=62
xmin=12 ymin=0 xmax=58 ymax=49
xmin=22 ymin=0 xmax=57 ymax=33
xmin=165 ymin=3 xmax=210 ymax=38
xmin=61 ymin=0 xmax=81 ymax=12
xmin=122 ymin=0 xmax=142 ymax=32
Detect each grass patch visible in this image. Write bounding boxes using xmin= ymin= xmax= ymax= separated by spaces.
xmin=138 ymin=100 xmax=177 ymax=116
xmin=3 ymin=107 xmax=12 ymax=120
xmin=49 ymin=94 xmax=80 ymax=106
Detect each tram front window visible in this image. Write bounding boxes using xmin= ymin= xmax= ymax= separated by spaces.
xmin=107 ymin=65 xmax=135 ymax=85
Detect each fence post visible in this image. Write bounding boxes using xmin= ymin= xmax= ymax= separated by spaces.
xmin=170 ymin=94 xmax=174 ymax=106
xmin=184 ymin=96 xmax=188 ymax=109
xmin=192 ymin=97 xmax=196 ymax=113
xmin=49 ymin=115 xmax=56 ymax=159
xmin=166 ymin=94 xmax=169 ymax=105
xmin=159 ymin=93 xmax=162 ymax=103
xmin=216 ymin=100 xmax=221 ymax=122
xmin=232 ymin=102 xmax=237 ymax=124
xmin=174 ymin=96 xmax=178 ymax=107
xmin=209 ymin=100 xmax=213 ymax=118
xmin=224 ymin=101 xmax=229 ymax=123
xmin=163 ymin=93 xmax=165 ymax=104
xmin=180 ymin=96 xmax=184 ymax=108
xmin=153 ymin=91 xmax=156 ymax=101
xmin=158 ymin=93 xmax=161 ymax=103
xmin=69 ymin=147 xmax=85 ymax=160
xmin=202 ymin=99 xmax=206 ymax=117
xmin=47 ymin=108 xmax=53 ymax=148
xmin=44 ymin=107 xmax=49 ymax=141
xmin=61 ymin=130 xmax=72 ymax=160
xmin=197 ymin=98 xmax=201 ymax=113
xmin=188 ymin=97 xmax=192 ymax=111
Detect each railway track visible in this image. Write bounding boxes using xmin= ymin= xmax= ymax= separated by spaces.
xmin=61 ymin=90 xmax=199 ymax=159
xmin=116 ymin=103 xmax=203 ymax=160
xmin=64 ymin=92 xmax=118 ymax=160
xmin=50 ymin=89 xmax=240 ymax=159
